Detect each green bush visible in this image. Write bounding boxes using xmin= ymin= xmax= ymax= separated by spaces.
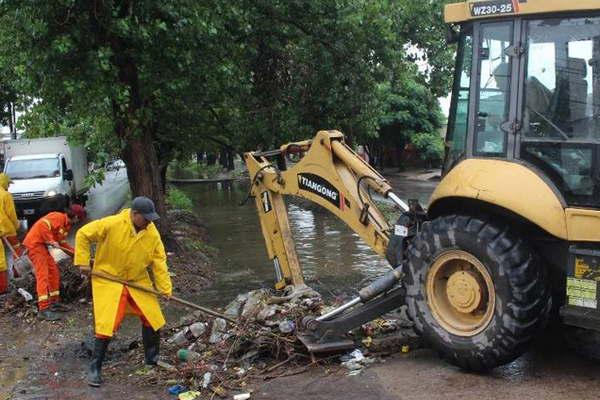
xmin=167 ymin=187 xmax=194 ymax=211
xmin=411 ymin=132 xmax=444 ymax=162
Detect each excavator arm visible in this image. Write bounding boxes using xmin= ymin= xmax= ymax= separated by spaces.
xmin=245 ymin=130 xmax=425 ymax=353
xmin=244 ymin=130 xmax=409 ymax=290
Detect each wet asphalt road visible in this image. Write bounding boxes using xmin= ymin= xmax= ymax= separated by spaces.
xmin=65 ymin=167 xmax=129 ymax=242
xmin=84 ymin=168 xmax=129 ymax=220
xmin=256 ymin=324 xmax=600 ymax=400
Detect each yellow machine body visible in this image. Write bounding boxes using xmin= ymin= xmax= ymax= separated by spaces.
xmin=429 ymin=159 xmax=600 ymax=242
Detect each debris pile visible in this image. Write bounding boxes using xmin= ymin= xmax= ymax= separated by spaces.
xmin=136 ymin=286 xmax=325 ymax=397
xmin=139 ymin=287 xmax=421 ymax=397
xmin=1 ymin=248 xmax=88 ymax=313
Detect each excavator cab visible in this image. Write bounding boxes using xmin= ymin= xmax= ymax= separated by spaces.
xmin=246 ymin=0 xmax=600 ymax=371
xmin=444 ymin=2 xmax=600 ymax=207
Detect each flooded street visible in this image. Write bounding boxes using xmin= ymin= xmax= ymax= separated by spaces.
xmin=179 ymin=173 xmax=437 ymax=307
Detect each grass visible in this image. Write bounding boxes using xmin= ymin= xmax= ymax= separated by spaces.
xmin=166 ymin=187 xmax=193 ymax=211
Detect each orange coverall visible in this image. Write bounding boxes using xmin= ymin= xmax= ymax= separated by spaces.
xmin=24 ymin=212 xmax=74 ymax=310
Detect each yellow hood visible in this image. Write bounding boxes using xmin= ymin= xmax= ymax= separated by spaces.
xmin=0 ymin=174 xmax=11 ymax=190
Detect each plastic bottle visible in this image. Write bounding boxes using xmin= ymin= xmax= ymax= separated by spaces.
xmin=177 ymin=348 xmax=202 ymax=362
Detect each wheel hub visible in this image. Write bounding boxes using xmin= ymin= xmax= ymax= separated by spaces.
xmin=426 ymin=250 xmax=495 ymax=337
xmin=446 ymin=271 xmax=483 ymax=314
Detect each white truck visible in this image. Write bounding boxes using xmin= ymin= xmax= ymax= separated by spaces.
xmin=3 ymin=136 xmax=88 ymax=223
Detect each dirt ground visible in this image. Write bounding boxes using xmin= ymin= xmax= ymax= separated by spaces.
xmin=255 ymin=323 xmax=600 ymax=400
xmin=0 ymin=209 xmax=216 ymax=400
xmin=4 ymin=314 xmax=600 ymax=400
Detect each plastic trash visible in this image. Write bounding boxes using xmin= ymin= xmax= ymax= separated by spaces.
xmin=178 ymin=391 xmax=201 ymax=400
xmin=340 ymin=349 xmax=364 ymax=363
xmin=189 ymin=322 xmax=208 ymax=338
xmin=340 ymin=349 xmax=375 ymax=373
xmin=278 ymin=320 xmax=295 ymax=334
xmin=177 ymin=349 xmax=202 ymax=362
xmin=17 ymin=288 xmax=33 ymax=302
xmin=209 ymin=318 xmax=227 ymax=344
xmin=233 ymin=393 xmax=251 ymax=400
xmin=169 ymin=327 xmax=194 ymax=346
xmin=202 ymin=372 xmax=212 ymax=388
xmin=168 ymin=384 xmax=188 ymax=395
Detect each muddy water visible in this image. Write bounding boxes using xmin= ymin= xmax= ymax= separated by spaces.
xmin=179 ymin=175 xmax=437 ymax=307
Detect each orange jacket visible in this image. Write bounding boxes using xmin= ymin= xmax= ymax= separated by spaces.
xmin=24 ymin=212 xmax=74 ymax=252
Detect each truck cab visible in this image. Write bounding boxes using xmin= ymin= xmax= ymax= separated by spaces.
xmin=3 ymin=136 xmax=88 ymax=225
xmin=4 ymin=153 xmax=74 ymax=220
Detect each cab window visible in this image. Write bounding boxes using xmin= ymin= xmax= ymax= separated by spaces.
xmin=474 ymin=22 xmax=513 ymax=156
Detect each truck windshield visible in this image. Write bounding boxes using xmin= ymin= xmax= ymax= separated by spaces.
xmin=5 ymin=158 xmax=60 ymax=180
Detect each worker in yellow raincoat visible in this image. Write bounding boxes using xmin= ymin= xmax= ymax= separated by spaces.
xmin=74 ymin=196 xmax=172 ymax=387
xmin=0 ymin=173 xmax=20 ymax=294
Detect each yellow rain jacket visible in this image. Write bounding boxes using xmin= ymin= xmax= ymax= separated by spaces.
xmin=74 ymin=209 xmax=172 ymax=337
xmin=0 ymin=173 xmax=18 ymax=272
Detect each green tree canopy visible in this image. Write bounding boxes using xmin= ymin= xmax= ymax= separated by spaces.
xmin=0 ymin=0 xmax=454 ymax=218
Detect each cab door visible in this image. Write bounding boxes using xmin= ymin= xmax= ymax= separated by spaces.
xmin=470 ymin=20 xmax=520 ymax=159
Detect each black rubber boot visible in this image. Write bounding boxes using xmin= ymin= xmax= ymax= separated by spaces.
xmin=142 ymin=325 xmax=160 ymax=365
xmin=87 ymin=338 xmax=110 ymax=387
xmin=49 ymin=302 xmax=72 ymax=312
xmin=38 ymin=309 xmax=62 ymax=321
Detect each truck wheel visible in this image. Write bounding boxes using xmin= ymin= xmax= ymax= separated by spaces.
xmin=405 ymin=214 xmax=551 ymax=371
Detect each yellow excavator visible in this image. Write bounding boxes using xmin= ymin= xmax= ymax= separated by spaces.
xmin=245 ymin=0 xmax=600 ymax=370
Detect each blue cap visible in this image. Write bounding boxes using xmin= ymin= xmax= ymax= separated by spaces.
xmin=131 ymin=196 xmax=160 ymax=221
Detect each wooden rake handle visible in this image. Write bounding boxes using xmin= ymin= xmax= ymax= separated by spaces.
xmin=90 ymin=269 xmax=236 ymax=324
xmin=2 ymin=236 xmax=19 ymax=257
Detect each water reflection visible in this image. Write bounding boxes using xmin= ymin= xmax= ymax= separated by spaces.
xmin=180 ymin=176 xmax=436 ymax=307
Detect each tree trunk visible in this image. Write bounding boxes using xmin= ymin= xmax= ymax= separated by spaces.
xmin=121 ymin=132 xmax=167 ymax=220
xmin=227 ymin=149 xmax=235 ymax=171
xmin=206 ymin=153 xmax=217 ymax=165
xmin=219 ymin=148 xmax=227 ymax=169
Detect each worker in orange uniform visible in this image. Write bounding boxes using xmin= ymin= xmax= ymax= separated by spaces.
xmin=24 ymin=204 xmax=86 ymax=320
xmin=0 ymin=173 xmax=21 ymax=294
xmin=74 ymin=197 xmax=172 ymax=387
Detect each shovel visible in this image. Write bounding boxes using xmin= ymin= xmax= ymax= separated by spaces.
xmin=2 ymin=237 xmax=33 ymax=278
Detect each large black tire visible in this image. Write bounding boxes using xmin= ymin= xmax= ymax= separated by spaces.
xmin=405 ymin=214 xmax=551 ymax=371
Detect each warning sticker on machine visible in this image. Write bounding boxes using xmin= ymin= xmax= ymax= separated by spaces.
xmin=575 ymin=258 xmax=592 ymax=279
xmin=394 ymin=225 xmax=408 ymax=237
xmin=569 ymin=297 xmax=597 ymax=309
xmin=567 ymin=277 xmax=597 ymax=309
